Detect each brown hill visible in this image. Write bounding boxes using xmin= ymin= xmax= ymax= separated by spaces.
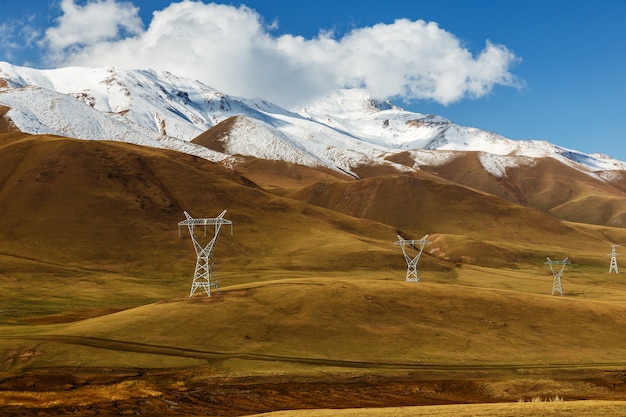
xmin=194 ymin=120 xmax=626 ymax=227
xmin=0 ymin=133 xmax=410 ymax=282
xmin=1 ymin=132 xmax=624 ymax=315
xmin=413 ymin=151 xmax=626 ymax=227
xmin=26 ymin=279 xmax=626 ymax=368
xmin=0 ymin=132 xmax=412 ymax=322
xmin=231 ymin=156 xmax=352 ymax=195
xmin=7 ymin=278 xmax=626 ymax=414
xmin=191 ymin=117 xmax=353 ymax=193
xmin=1 ymin=132 xmax=619 ymax=276
xmin=0 ymin=105 xmax=18 ymax=133
xmin=287 ymin=171 xmax=618 ymax=266
xmin=190 ymin=115 xmax=237 ymax=153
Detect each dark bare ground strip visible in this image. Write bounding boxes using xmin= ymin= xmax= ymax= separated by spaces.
xmin=0 ymin=369 xmax=477 ymax=416
xmin=2 ymin=366 xmax=626 ymax=416
xmin=3 ymin=336 xmax=626 ymax=416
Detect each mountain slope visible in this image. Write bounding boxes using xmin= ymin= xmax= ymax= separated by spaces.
xmin=2 ymin=62 xmax=626 ymax=229
xmin=4 ymin=65 xmax=626 ymax=416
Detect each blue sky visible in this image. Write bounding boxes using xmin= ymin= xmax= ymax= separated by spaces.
xmin=1 ymin=0 xmax=626 ymax=161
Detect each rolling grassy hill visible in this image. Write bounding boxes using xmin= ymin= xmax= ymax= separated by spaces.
xmin=2 ymin=132 xmax=626 ymax=415
xmin=287 ymin=171 xmax=626 ymax=267
xmin=4 ymin=275 xmax=626 ymax=414
xmin=6 ymin=278 xmax=626 ymax=369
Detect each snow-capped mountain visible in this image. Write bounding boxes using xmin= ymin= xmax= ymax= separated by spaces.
xmin=1 ymin=61 xmax=625 ymax=178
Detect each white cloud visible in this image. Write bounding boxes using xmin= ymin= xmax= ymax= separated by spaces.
xmin=43 ymin=0 xmax=521 ymax=108
xmin=44 ymin=0 xmax=143 ymax=49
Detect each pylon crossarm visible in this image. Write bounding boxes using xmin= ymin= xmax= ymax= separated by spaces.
xmin=178 ymin=210 xmax=233 ymax=237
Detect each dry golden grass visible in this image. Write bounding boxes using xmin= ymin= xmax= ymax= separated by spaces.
xmin=5 ymin=275 xmax=626 ymax=373
xmin=0 ymin=134 xmax=402 ymax=322
xmin=252 ymin=400 xmax=626 ymax=417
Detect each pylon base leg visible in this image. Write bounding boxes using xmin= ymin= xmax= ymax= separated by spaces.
xmin=406 ymin=266 xmax=420 ymax=282
xmin=190 ymin=280 xmax=218 ymax=297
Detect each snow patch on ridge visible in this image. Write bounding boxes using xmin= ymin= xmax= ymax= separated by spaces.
xmin=406 ymin=150 xmax=461 ymax=168
xmin=479 ymin=153 xmax=536 ymax=177
xmin=224 ymin=117 xmax=323 ymax=167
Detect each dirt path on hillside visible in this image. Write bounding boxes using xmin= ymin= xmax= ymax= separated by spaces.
xmin=1 ymin=367 xmax=626 ymax=416
xmin=18 ymin=335 xmax=626 ymax=372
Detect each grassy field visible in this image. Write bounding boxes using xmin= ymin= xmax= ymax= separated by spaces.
xmin=6 ymin=272 xmax=626 ymax=369
xmin=4 ymin=271 xmax=626 ymax=412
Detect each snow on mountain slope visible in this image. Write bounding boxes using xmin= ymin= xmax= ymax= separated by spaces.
xmin=0 ymin=84 xmax=228 ymax=163
xmin=0 ymin=85 xmax=163 ymax=146
xmin=219 ymin=116 xmax=323 ymax=167
xmin=299 ymin=88 xmax=626 ymax=174
xmin=1 ymin=61 xmax=625 ymax=177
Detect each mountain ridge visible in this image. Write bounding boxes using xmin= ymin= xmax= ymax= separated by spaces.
xmin=1 ymin=61 xmax=625 ymax=178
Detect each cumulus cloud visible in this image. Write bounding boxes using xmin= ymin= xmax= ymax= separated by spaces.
xmin=44 ymin=0 xmax=143 ymax=50
xmin=42 ymin=0 xmax=521 ymax=108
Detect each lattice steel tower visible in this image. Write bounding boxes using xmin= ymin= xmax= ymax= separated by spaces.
xmin=178 ymin=210 xmax=232 ymax=297
xmin=608 ymin=245 xmax=620 ymax=274
xmin=394 ymin=234 xmax=431 ymax=282
xmin=545 ymin=257 xmax=570 ymax=296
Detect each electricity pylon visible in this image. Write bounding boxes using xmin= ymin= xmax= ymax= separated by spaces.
xmin=608 ymin=245 xmax=620 ymax=274
xmin=394 ymin=234 xmax=431 ymax=282
xmin=178 ymin=210 xmax=232 ymax=297
xmin=545 ymin=257 xmax=570 ymax=296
